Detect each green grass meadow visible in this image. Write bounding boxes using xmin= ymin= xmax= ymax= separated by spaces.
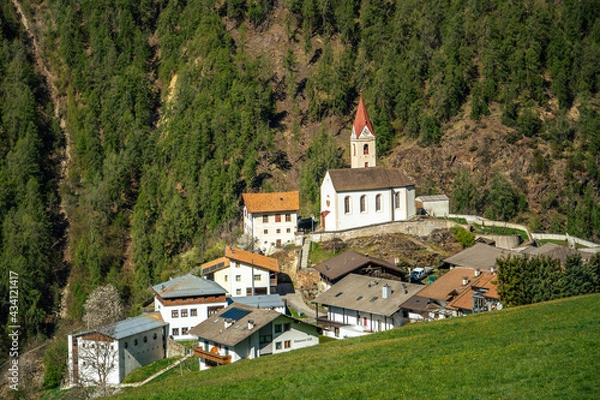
xmin=111 ymin=294 xmax=600 ymax=399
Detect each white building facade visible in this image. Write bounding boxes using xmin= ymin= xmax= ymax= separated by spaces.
xmin=242 ymin=191 xmax=300 ymax=253
xmin=153 ymin=274 xmax=228 ymax=340
xmin=190 ymin=304 xmax=319 ymax=370
xmin=67 ymin=313 xmax=168 ymax=387
xmin=201 ymin=246 xmax=279 ymax=297
xmin=416 ymin=195 xmax=450 ymax=217
xmin=320 ymin=168 xmax=416 ymax=232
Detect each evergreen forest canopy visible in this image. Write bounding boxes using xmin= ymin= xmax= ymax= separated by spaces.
xmin=1 ymin=0 xmax=600 ymax=376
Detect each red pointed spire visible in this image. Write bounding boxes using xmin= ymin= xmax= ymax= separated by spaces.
xmin=353 ymin=94 xmax=374 ymax=138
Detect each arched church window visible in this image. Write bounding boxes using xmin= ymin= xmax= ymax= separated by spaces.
xmin=360 ymin=195 xmax=367 ymax=213
xmin=344 ymin=196 xmax=351 ymax=214
xmin=363 ymin=144 xmax=369 ymax=155
xmin=376 ymin=194 xmax=382 ymax=211
xmin=395 ymin=192 xmax=401 ymax=209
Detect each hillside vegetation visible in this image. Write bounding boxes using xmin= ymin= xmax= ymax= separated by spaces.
xmin=109 ymin=294 xmax=600 ymax=399
xmin=1 ymin=0 xmax=600 ymax=389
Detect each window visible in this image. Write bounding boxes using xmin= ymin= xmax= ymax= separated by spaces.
xmin=172 ymin=310 xmax=179 ymax=318
xmin=284 ymin=322 xmax=291 ymax=331
xmin=236 ymin=288 xmax=242 ymax=295
xmin=262 ymin=215 xmax=269 ymax=223
xmin=363 ymin=144 xmax=369 ymax=155
xmin=274 ymin=324 xmax=282 ymax=334
xmin=172 ymin=328 xmax=179 ymax=336
xmin=208 ymin=306 xmax=223 ymax=316
xmin=181 ymin=309 xmax=188 ymax=318
xmin=286 ymin=228 xmax=291 ymax=233
xmin=395 ymin=192 xmax=401 ymax=209
xmin=284 ymin=340 xmax=291 ymax=349
xmin=365 ymin=162 xmax=369 ymax=167
xmin=190 ymin=309 xmax=198 ymax=317
xmin=143 ymin=336 xmax=148 ymax=343
xmin=275 ymin=341 xmax=282 ymax=350
xmin=344 ymin=196 xmax=351 ymax=214
xmin=134 ymin=339 xmax=138 ymax=346
xmin=376 ymin=194 xmax=382 ymax=212
xmin=182 ymin=327 xmax=189 ymax=335
xmin=263 ymin=229 xmax=268 ymax=234
xmin=254 ymin=274 xmax=261 ymax=281
xmin=360 ymin=195 xmax=367 ymax=213
xmin=259 ymin=334 xmax=272 ymax=344
xmin=276 ymin=229 xmax=281 ymax=234
xmin=236 ymin=275 xmax=241 ymax=282
xmin=204 ymin=341 xmax=209 ymax=351
xmin=285 ymin=214 xmax=291 ymax=222
xmin=153 ymin=333 xmax=157 ymax=340
xmin=275 ymin=214 xmax=281 ymax=222
xmin=224 ymin=275 xmax=228 ymax=282
xmin=124 ymin=342 xmax=128 ymax=349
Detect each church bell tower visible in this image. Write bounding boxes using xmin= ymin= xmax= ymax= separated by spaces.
xmin=350 ymin=95 xmax=376 ymax=168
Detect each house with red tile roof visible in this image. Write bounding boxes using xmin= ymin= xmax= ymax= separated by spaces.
xmin=242 ymin=191 xmax=300 ymax=254
xmin=415 ymin=267 xmax=502 ymax=319
xmin=200 ymin=246 xmax=280 ymax=297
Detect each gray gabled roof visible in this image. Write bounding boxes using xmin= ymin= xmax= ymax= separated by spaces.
xmin=313 ymin=274 xmax=424 ymax=317
xmin=443 ymin=243 xmax=519 ymax=270
xmin=188 ymin=303 xmax=282 ymax=346
xmin=75 ymin=312 xmax=167 ymax=340
xmin=153 ymin=274 xmax=227 ymax=299
xmin=327 ymin=168 xmax=414 ymax=192
xmin=228 ymin=294 xmax=285 ymax=309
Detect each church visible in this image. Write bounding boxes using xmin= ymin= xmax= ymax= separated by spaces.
xmin=320 ymin=96 xmax=416 ymax=232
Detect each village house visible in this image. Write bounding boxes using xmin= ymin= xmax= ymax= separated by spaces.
xmin=227 ymin=294 xmax=287 ymax=314
xmin=415 ymin=267 xmax=502 ymax=319
xmin=189 ymin=303 xmax=319 ymax=370
xmin=153 ymin=274 xmax=228 ymax=340
xmin=67 ymin=313 xmax=168 ymax=387
xmin=441 ymin=242 xmax=518 ymax=271
xmin=313 ymin=274 xmax=424 ymax=338
xmin=200 ymin=246 xmax=279 ymax=297
xmin=242 ymin=191 xmax=300 ymax=254
xmin=313 ymin=250 xmax=406 ymax=292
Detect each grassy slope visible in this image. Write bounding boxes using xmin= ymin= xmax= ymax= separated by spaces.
xmin=113 ymin=294 xmax=600 ymax=399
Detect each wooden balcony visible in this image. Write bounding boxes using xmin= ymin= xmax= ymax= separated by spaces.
xmin=193 ymin=347 xmax=232 ymax=365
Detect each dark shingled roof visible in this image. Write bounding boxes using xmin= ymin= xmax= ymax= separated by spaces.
xmin=313 ymin=250 xmax=402 ymax=281
xmin=443 ymin=243 xmax=519 ymax=270
xmin=327 ymin=168 xmax=414 ymax=192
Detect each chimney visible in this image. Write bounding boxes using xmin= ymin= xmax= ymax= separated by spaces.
xmin=248 ymin=319 xmax=255 ymax=330
xmin=382 ymin=284 xmax=391 ymax=299
xmin=462 ymin=277 xmax=469 ymax=286
xmin=224 ymin=318 xmax=234 ymax=329
xmin=474 ymin=269 xmax=481 ymax=277
xmin=490 ymin=266 xmax=496 ymax=274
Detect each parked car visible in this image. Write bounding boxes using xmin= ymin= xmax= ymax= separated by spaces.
xmin=409 ymin=267 xmax=432 ymax=282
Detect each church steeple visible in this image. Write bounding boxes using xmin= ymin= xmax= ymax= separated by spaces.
xmin=350 ymin=94 xmax=377 ymax=168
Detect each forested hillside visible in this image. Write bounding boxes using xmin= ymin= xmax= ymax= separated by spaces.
xmin=1 ymin=0 xmax=600 ymax=390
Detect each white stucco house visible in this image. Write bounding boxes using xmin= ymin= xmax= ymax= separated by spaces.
xmin=201 ymin=246 xmax=280 ymax=297
xmin=242 ymin=191 xmax=300 ymax=253
xmin=320 ymin=168 xmax=416 ymax=232
xmin=313 ymin=274 xmax=424 ymax=338
xmin=189 ymin=303 xmax=319 ymax=370
xmin=67 ymin=313 xmax=168 ymax=387
xmin=153 ymin=274 xmax=228 ymax=340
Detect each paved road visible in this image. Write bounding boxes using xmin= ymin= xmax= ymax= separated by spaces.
xmin=281 ymin=292 xmax=316 ymax=322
